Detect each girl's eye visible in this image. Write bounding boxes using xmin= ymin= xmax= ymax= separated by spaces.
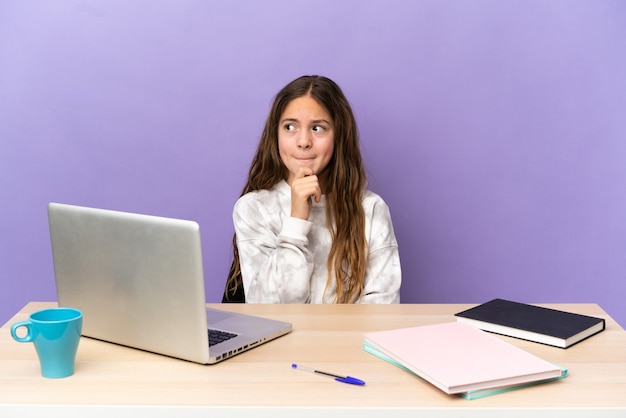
xmin=312 ymin=125 xmax=325 ymax=132
xmin=284 ymin=124 xmax=296 ymax=131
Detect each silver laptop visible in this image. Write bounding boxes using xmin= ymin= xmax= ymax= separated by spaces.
xmin=48 ymin=202 xmax=292 ymax=364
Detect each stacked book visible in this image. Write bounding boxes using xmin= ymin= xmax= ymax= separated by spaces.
xmin=363 ymin=299 xmax=604 ymax=400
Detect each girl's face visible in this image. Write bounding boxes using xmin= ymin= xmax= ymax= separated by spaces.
xmin=278 ymin=95 xmax=335 ymax=186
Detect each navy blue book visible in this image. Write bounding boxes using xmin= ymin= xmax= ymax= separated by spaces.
xmin=455 ymin=299 xmax=605 ymax=348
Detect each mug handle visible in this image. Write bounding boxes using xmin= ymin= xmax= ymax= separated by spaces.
xmin=10 ymin=321 xmax=34 ymax=343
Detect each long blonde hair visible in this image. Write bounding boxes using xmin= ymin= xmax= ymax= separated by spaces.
xmin=225 ymin=75 xmax=367 ymax=303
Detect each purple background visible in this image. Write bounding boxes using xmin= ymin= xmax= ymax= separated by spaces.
xmin=1 ymin=1 xmax=625 ymax=327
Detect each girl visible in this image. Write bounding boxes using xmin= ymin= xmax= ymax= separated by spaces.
xmin=224 ymin=75 xmax=401 ymax=303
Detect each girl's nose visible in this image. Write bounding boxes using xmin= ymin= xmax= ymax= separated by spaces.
xmin=296 ymin=131 xmax=312 ymax=149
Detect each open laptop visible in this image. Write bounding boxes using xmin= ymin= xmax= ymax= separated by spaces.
xmin=47 ymin=202 xmax=292 ymax=364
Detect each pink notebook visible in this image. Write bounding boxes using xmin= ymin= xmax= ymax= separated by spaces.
xmin=364 ymin=322 xmax=563 ymax=394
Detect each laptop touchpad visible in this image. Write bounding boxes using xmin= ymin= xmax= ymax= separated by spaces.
xmin=206 ymin=309 xmax=237 ymax=324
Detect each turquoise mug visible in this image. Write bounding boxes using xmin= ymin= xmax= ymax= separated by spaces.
xmin=11 ymin=307 xmax=83 ymax=378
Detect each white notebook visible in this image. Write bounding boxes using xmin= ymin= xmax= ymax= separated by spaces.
xmin=363 ymin=321 xmax=565 ymax=396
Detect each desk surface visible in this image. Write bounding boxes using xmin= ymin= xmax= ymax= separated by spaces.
xmin=2 ymin=302 xmax=625 ymax=417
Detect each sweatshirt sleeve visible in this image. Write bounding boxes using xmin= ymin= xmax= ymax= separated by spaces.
xmin=233 ymin=193 xmax=314 ymax=303
xmin=360 ymin=195 xmax=402 ymax=304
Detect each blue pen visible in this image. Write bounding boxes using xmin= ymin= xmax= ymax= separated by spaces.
xmin=291 ymin=363 xmax=366 ymax=385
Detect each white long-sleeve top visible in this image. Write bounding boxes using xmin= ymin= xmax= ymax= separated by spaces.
xmin=233 ymin=180 xmax=401 ymax=303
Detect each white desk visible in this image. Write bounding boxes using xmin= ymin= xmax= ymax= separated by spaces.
xmin=1 ymin=302 xmax=625 ymax=417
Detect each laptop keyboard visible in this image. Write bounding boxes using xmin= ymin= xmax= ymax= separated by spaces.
xmin=208 ymin=329 xmax=238 ymax=346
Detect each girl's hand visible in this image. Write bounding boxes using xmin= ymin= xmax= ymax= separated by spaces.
xmin=290 ymin=167 xmax=321 ymax=220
